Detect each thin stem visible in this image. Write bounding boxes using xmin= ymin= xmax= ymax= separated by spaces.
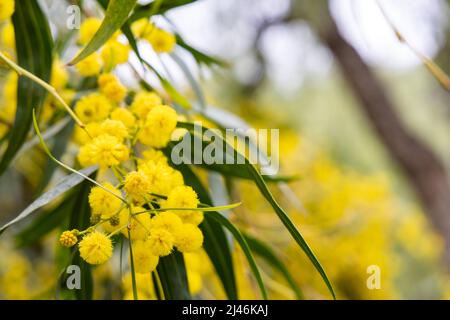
xmin=0 ymin=51 xmax=86 ymax=127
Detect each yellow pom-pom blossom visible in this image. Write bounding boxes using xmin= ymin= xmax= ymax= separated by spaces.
xmin=88 ymin=182 xmax=122 ymax=217
xmin=99 ymin=119 xmax=129 ymax=141
xmin=120 ymin=207 xmax=152 ymax=240
xmin=123 ymin=171 xmax=152 ymax=204
xmin=0 ymin=0 xmax=14 ymax=21
xmin=59 ymin=230 xmax=79 ymax=247
xmin=147 ymin=28 xmax=176 ymax=53
xmin=130 ymin=91 xmax=162 ymax=121
xmin=78 ymin=134 xmax=129 ymax=167
xmin=138 ymin=104 xmax=178 ymax=148
xmin=75 ymin=52 xmax=102 ymax=77
xmin=79 ymin=231 xmax=113 ymax=265
xmin=147 ymin=228 xmax=175 ymax=257
xmin=150 ymin=212 xmax=183 ymax=236
xmin=101 ymin=40 xmax=130 ymax=70
xmin=138 ymin=161 xmax=184 ymax=196
xmin=73 ymin=122 xmax=101 ymax=145
xmin=163 ymin=186 xmax=203 ymax=225
xmin=98 ymin=73 xmax=127 ymax=103
xmin=131 ymin=240 xmax=159 ymax=274
xmin=175 ymin=224 xmax=203 ymax=253
xmin=141 ymin=148 xmax=168 ymax=165
xmin=132 ymin=19 xmax=155 ymax=39
xmin=110 ymin=108 xmax=136 ymax=129
xmin=1 ymin=22 xmax=14 ymax=48
xmin=78 ymin=17 xmax=102 ymax=45
xmin=74 ymin=93 xmax=112 ymax=123
xmin=51 ymin=59 xmax=69 ymax=90
xmin=101 ymin=206 xmax=128 ymax=234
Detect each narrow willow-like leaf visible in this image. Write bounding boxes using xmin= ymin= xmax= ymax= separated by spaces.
xmin=129 ymin=0 xmax=198 ymax=22
xmin=243 ymin=233 xmax=304 ymax=300
xmin=177 ymin=121 xmax=335 ymax=299
xmin=171 ymin=162 xmax=238 ymax=299
xmin=0 ymin=165 xmax=97 ymax=235
xmin=0 ymin=0 xmax=53 ymax=175
xmin=176 ymin=35 xmax=227 ymax=67
xmin=170 ymin=52 xmax=206 ymax=109
xmin=69 ymin=0 xmax=137 ymax=65
xmin=156 ymin=251 xmax=190 ymax=300
xmin=208 ymin=212 xmax=268 ymax=300
xmin=15 ymin=194 xmax=74 ymax=248
xmin=143 ymin=60 xmax=191 ymax=110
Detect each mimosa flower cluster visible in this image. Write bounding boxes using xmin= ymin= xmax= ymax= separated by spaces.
xmin=52 ymin=16 xmax=204 ymax=275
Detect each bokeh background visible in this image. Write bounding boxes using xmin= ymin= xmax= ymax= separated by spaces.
xmin=1 ymin=0 xmax=450 ymax=299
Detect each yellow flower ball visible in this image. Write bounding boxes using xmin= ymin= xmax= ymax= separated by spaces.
xmin=138 ymin=104 xmax=178 ymax=148
xmin=138 ymin=161 xmax=184 ymax=196
xmin=147 ymin=228 xmax=175 ymax=257
xmin=78 ymin=134 xmax=129 ymax=167
xmin=131 ymin=240 xmax=159 ymax=274
xmin=130 ymin=91 xmax=162 ymax=121
xmin=98 ymin=73 xmax=127 ymax=103
xmin=73 ymin=122 xmax=102 ymax=145
xmin=59 ymin=230 xmax=79 ymax=247
xmin=74 ymin=52 xmax=102 ymax=77
xmin=175 ymin=224 xmax=203 ymax=253
xmin=0 ymin=0 xmax=14 ymax=21
xmin=141 ymin=148 xmax=168 ymax=165
xmin=123 ymin=171 xmax=152 ymax=204
xmin=150 ymin=212 xmax=183 ymax=235
xmin=1 ymin=22 xmax=14 ymax=48
xmin=163 ymin=186 xmax=203 ymax=225
xmin=51 ymin=59 xmax=69 ymax=90
xmin=110 ymin=108 xmax=136 ymax=129
xmin=74 ymin=93 xmax=112 ymax=123
xmin=78 ymin=17 xmax=102 ymax=45
xmin=101 ymin=40 xmax=130 ymax=70
xmin=88 ymin=182 xmax=122 ymax=217
xmin=120 ymin=207 xmax=152 ymax=241
xmin=78 ymin=231 xmax=113 ymax=265
xmin=146 ymin=28 xmax=176 ymax=53
xmin=132 ymin=19 xmax=155 ymax=39
xmin=100 ymin=119 xmax=129 ymax=141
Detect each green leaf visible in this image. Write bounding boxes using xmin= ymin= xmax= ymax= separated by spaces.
xmin=15 ymin=194 xmax=74 ymax=248
xmin=143 ymin=60 xmax=192 ymax=110
xmin=157 ymin=251 xmax=190 ymax=300
xmin=170 ymin=126 xmax=296 ymax=183
xmin=0 ymin=166 xmax=98 ymax=236
xmin=68 ymin=176 xmax=96 ymax=300
xmin=176 ymin=121 xmax=335 ymax=299
xmin=172 ymin=162 xmax=238 ymax=300
xmin=176 ymin=35 xmax=227 ymax=67
xmin=0 ymin=0 xmax=53 ymax=175
xmin=69 ymin=0 xmax=138 ymax=65
xmin=208 ymin=211 xmax=268 ymax=300
xmin=170 ymin=52 xmax=206 ymax=109
xmin=129 ymin=0 xmax=198 ymax=22
xmin=243 ymin=233 xmax=304 ymax=300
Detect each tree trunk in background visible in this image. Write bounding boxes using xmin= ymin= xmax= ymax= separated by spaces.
xmin=299 ymin=1 xmax=450 ymax=265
